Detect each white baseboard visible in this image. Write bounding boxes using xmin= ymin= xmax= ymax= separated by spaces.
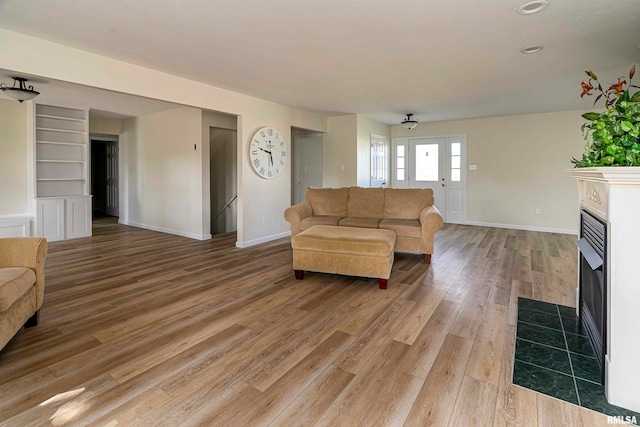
xmin=236 ymin=231 xmax=291 ymax=248
xmin=0 ymin=215 xmax=33 ymax=237
xmin=118 ymin=220 xmax=212 ymax=241
xmin=464 ymin=220 xmax=577 ymax=235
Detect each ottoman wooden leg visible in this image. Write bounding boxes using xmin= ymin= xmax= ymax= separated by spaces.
xmin=379 ymin=279 xmax=388 ymax=289
xmin=424 ymin=254 xmax=432 ymax=264
xmin=294 ymin=270 xmax=304 ymax=280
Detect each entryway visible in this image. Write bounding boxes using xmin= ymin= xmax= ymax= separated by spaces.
xmin=391 ymin=135 xmax=467 ymax=223
xmin=292 ymin=127 xmax=324 ymax=205
xmin=210 ymin=127 xmax=237 ymax=234
xmin=90 ymin=136 xmax=119 ymax=218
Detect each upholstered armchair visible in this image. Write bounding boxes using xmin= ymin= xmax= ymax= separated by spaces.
xmin=0 ymin=237 xmax=48 ymax=351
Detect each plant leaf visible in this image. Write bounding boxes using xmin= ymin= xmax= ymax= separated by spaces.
xmin=592 ymin=94 xmax=603 ymax=107
xmin=582 ymin=112 xmax=600 ymax=121
xmin=631 ymin=91 xmax=640 ymax=102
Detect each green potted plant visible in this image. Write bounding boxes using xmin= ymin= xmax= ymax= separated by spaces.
xmin=572 ymin=65 xmax=640 ymax=167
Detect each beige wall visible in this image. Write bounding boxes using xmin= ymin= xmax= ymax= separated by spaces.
xmin=89 ymin=115 xmax=123 ymax=135
xmin=356 ymin=115 xmax=390 ymax=187
xmin=392 ymin=110 xmax=589 ymax=232
xmin=1 ymin=28 xmax=327 ymax=246
xmin=120 ymin=107 xmax=205 ymax=238
xmin=0 ymin=99 xmax=29 ymax=216
xmin=324 ymin=115 xmax=357 ymax=187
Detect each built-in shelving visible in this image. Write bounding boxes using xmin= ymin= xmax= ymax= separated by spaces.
xmin=31 ymin=104 xmax=92 ymax=241
xmin=34 ymin=104 xmax=88 ymax=198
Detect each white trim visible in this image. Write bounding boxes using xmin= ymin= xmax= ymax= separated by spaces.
xmin=464 ymin=220 xmax=577 ymax=235
xmin=0 ymin=215 xmax=33 ymax=237
xmin=118 ymin=220 xmax=212 ymax=241
xmin=236 ymin=231 xmax=291 ymax=248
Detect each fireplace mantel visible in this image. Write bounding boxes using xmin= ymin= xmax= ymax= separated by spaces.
xmin=568 ymin=167 xmax=640 ymax=413
xmin=567 ymin=166 xmax=640 ymax=184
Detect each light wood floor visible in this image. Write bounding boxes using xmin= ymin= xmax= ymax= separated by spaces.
xmin=0 ymin=218 xmax=610 ymax=426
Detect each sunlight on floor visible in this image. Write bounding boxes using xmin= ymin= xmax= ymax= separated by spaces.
xmin=38 ymin=387 xmax=90 ymax=426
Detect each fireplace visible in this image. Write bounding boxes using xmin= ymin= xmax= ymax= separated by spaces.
xmin=568 ymin=167 xmax=640 ymax=412
xmin=577 ymin=209 xmax=607 ymax=384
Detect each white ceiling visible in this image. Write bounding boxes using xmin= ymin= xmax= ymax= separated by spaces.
xmin=0 ymin=0 xmax=639 ymax=124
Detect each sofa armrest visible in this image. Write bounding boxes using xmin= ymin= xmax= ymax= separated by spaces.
xmin=419 ymin=206 xmax=444 ymax=254
xmin=0 ymin=237 xmax=48 ymax=308
xmin=284 ymin=202 xmax=313 ymax=237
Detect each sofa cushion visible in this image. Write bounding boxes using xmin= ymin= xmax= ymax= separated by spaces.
xmin=0 ymin=267 xmax=36 ymax=311
xmin=300 ymin=216 xmax=342 ymax=231
xmin=305 ymin=187 xmax=349 ymax=217
xmin=383 ymin=188 xmax=434 ymax=219
xmin=339 ymin=217 xmax=381 ymax=229
xmin=347 ymin=187 xmax=384 ymax=219
xmin=379 ymin=218 xmax=422 ymax=238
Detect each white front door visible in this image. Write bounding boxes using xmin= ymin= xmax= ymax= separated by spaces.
xmin=408 ymin=138 xmax=447 ymax=213
xmin=392 ymin=135 xmax=467 ymax=223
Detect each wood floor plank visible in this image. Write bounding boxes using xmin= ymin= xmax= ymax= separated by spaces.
xmin=465 ymin=303 xmax=508 ymax=386
xmin=494 ymin=325 xmax=538 ymax=427
xmin=448 ymin=376 xmax=499 ymax=427
xmin=403 ymin=334 xmax=474 ymax=427
xmin=0 ymin=218 xmax=592 ymax=426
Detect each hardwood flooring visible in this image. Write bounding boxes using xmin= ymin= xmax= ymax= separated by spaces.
xmin=0 ymin=218 xmax=609 ymax=426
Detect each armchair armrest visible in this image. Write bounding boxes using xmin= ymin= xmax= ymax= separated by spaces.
xmin=0 ymin=238 xmax=48 ymax=308
xmin=419 ymin=206 xmax=444 ymax=254
xmin=284 ymin=201 xmax=313 ymax=236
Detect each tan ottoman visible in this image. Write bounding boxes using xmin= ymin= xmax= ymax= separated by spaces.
xmin=291 ymin=225 xmax=396 ymax=289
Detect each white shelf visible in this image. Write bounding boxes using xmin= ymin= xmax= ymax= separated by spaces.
xmin=37 ymin=178 xmax=86 ymax=181
xmin=36 ymin=141 xmax=85 ymax=146
xmin=37 ymin=160 xmax=85 ymax=164
xmin=36 ymin=127 xmax=86 ymax=134
xmin=36 ymin=114 xmax=85 ymax=122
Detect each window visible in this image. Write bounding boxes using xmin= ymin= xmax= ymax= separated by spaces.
xmin=396 ymin=145 xmax=405 ymax=181
xmin=451 ymin=142 xmax=461 ymax=182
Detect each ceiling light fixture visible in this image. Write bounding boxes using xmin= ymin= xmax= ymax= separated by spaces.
xmin=517 ymin=0 xmax=549 ymax=15
xmin=0 ymin=77 xmax=40 ymax=103
xmin=401 ymin=114 xmax=418 ymax=130
xmin=521 ymin=45 xmax=544 ymax=54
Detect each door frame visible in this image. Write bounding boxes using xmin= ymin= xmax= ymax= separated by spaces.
xmin=391 ymin=134 xmax=467 ymax=223
xmin=90 ymin=134 xmax=119 ymax=218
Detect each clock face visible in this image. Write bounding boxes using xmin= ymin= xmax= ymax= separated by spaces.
xmin=250 ymin=127 xmax=287 ymax=179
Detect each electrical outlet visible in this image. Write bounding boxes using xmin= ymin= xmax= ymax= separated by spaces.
xmin=536 ymin=208 xmax=541 ymax=215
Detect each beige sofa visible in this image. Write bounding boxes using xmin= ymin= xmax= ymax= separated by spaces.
xmin=0 ymin=237 xmax=48 ymax=351
xmin=284 ymin=187 xmax=444 ymax=262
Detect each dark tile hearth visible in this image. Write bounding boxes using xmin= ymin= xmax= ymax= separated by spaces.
xmin=514 ymin=297 xmax=640 ymax=423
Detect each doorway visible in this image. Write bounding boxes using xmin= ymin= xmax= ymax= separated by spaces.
xmin=210 ymin=127 xmax=237 ymax=234
xmin=292 ymin=128 xmax=324 ymax=205
xmin=90 ymin=136 xmax=119 ymax=218
xmin=392 ymin=135 xmax=467 ymax=223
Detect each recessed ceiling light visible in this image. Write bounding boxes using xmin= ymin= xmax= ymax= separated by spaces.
xmin=517 ymin=0 xmax=549 ymax=15
xmin=521 ymin=45 xmax=544 ymax=54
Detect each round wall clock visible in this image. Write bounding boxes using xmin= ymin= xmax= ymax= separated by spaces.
xmin=250 ymin=126 xmax=287 ymax=179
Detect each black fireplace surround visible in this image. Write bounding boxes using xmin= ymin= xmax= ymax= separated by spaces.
xmin=576 ymin=209 xmax=607 ymax=384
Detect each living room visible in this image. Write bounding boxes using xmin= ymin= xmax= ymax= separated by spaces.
xmin=1 ymin=1 xmax=639 ymax=425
